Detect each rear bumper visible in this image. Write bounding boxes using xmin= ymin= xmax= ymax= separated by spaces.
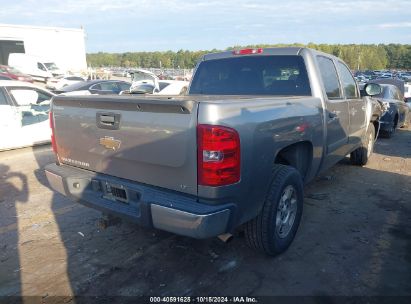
xmin=45 ymin=163 xmax=233 ymax=239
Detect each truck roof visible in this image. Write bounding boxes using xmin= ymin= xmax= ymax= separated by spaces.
xmin=202 ymin=47 xmax=339 ymax=62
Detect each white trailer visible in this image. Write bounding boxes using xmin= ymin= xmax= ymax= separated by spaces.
xmin=0 ymin=23 xmax=87 ymax=73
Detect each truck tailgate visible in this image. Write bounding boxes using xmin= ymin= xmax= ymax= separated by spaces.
xmin=51 ymin=95 xmax=198 ymax=196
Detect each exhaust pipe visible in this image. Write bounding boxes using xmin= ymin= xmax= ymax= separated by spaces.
xmin=218 ymin=233 xmax=233 ymax=243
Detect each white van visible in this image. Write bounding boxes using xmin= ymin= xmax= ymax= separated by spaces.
xmin=8 ymin=53 xmax=64 ymax=82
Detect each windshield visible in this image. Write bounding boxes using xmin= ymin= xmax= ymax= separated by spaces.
xmin=132 ymin=71 xmax=156 ymax=82
xmin=44 ymin=62 xmax=59 ymax=70
xmin=189 ymin=55 xmax=311 ymax=96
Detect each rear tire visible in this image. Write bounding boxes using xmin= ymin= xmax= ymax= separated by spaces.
xmin=244 ymin=165 xmax=303 ymax=256
xmin=383 ymin=115 xmax=398 ymax=138
xmin=382 ymin=123 xmax=395 ymax=138
xmin=350 ymin=123 xmax=375 ymax=166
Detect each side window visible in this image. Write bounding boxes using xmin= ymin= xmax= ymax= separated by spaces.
xmin=159 ymin=82 xmax=170 ymax=91
xmin=8 ymin=88 xmax=51 ymax=105
xmin=35 ymin=89 xmax=53 ymax=103
xmin=0 ymin=89 xmax=8 ymax=105
xmin=118 ymin=82 xmax=131 ymax=91
xmin=90 ymin=84 xmax=102 ymax=91
xmin=99 ymin=82 xmax=118 ymax=91
xmin=317 ymin=56 xmax=342 ymax=99
xmin=37 ymin=63 xmax=46 ymax=71
xmin=337 ymin=62 xmax=359 ymax=98
xmin=7 ymin=87 xmax=50 ymax=126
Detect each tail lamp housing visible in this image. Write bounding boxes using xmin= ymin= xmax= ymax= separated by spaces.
xmin=197 ymin=124 xmax=241 ymax=186
xmin=49 ymin=111 xmax=57 ymax=154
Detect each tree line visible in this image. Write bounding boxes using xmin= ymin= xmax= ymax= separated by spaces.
xmin=87 ymin=43 xmax=411 ymax=70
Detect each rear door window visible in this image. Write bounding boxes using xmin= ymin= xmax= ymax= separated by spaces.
xmin=317 ymin=56 xmax=342 ymax=99
xmin=189 ymin=55 xmax=311 ymax=96
xmin=7 ymin=87 xmax=51 ymax=126
xmin=99 ymin=82 xmax=118 ymax=91
xmin=337 ymin=62 xmax=359 ymax=98
xmin=117 ymin=82 xmax=131 ymax=91
xmin=90 ymin=84 xmax=102 ymax=91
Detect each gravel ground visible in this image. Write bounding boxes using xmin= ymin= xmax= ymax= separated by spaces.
xmin=0 ymin=126 xmax=410 ymax=301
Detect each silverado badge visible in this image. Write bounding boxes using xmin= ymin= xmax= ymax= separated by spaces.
xmin=99 ymin=136 xmax=121 ymax=151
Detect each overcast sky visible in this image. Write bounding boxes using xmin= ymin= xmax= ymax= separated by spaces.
xmin=1 ymin=0 xmax=410 ymax=53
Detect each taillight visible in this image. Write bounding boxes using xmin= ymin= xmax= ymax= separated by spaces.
xmin=49 ymin=111 xmax=57 ymax=154
xmin=232 ymin=48 xmax=263 ymax=55
xmin=197 ymin=124 xmax=240 ymax=186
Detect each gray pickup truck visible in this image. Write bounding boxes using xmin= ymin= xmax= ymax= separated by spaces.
xmin=45 ymin=47 xmax=383 ymax=256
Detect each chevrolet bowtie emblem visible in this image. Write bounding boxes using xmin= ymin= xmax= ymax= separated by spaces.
xmin=99 ymin=137 xmax=121 ymax=150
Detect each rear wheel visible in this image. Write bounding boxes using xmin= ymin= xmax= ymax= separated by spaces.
xmin=382 ymin=115 xmax=398 ymax=138
xmin=350 ymin=123 xmax=375 ymax=166
xmin=383 ymin=123 xmax=395 ymax=138
xmin=244 ymin=165 xmax=303 ymax=256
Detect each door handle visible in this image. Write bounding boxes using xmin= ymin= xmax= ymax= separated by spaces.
xmin=100 ymin=115 xmax=115 ymax=125
xmin=96 ymin=112 xmax=121 ymax=130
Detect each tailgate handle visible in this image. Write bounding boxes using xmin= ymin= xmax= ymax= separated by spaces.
xmin=97 ymin=113 xmax=121 ymax=130
xmin=100 ymin=115 xmax=115 ymax=124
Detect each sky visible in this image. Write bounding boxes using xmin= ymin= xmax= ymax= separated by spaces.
xmin=0 ymin=0 xmax=410 ymax=53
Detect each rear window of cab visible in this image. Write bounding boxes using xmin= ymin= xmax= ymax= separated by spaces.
xmin=189 ymin=55 xmax=311 ymax=96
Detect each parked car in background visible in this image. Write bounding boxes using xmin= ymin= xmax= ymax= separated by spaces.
xmin=129 ymin=69 xmax=159 ymax=92
xmin=55 ymin=80 xmax=131 ymax=96
xmin=377 ymin=73 xmax=393 ymax=79
xmin=111 ymin=68 xmax=129 ymax=77
xmin=0 ymin=80 xmax=55 ymax=151
xmin=354 ymin=75 xmax=368 ymax=83
xmin=127 ymin=69 xmax=188 ymax=95
xmin=0 ymin=75 xmax=12 ymax=80
xmin=0 ymin=65 xmax=33 ymax=83
xmin=8 ymin=53 xmax=64 ymax=82
xmin=46 ymin=75 xmax=86 ymax=91
xmin=395 ymin=72 xmax=411 ymax=81
xmin=158 ymin=80 xmax=189 ymax=95
xmin=372 ymin=84 xmax=409 ymax=137
xmin=123 ymin=80 xmax=189 ymax=95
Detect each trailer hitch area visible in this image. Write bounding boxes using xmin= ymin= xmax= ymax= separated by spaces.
xmin=97 ymin=213 xmax=122 ymax=229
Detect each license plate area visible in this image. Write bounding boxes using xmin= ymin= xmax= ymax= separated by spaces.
xmin=103 ymin=181 xmax=129 ymax=203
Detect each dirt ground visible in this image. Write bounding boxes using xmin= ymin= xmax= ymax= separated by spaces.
xmin=0 ymin=126 xmax=410 ymax=301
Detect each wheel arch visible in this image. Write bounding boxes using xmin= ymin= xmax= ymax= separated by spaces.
xmin=274 ymin=141 xmax=313 ymax=182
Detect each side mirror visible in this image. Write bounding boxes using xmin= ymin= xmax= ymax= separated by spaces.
xmin=364 ymin=83 xmax=382 ymax=96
